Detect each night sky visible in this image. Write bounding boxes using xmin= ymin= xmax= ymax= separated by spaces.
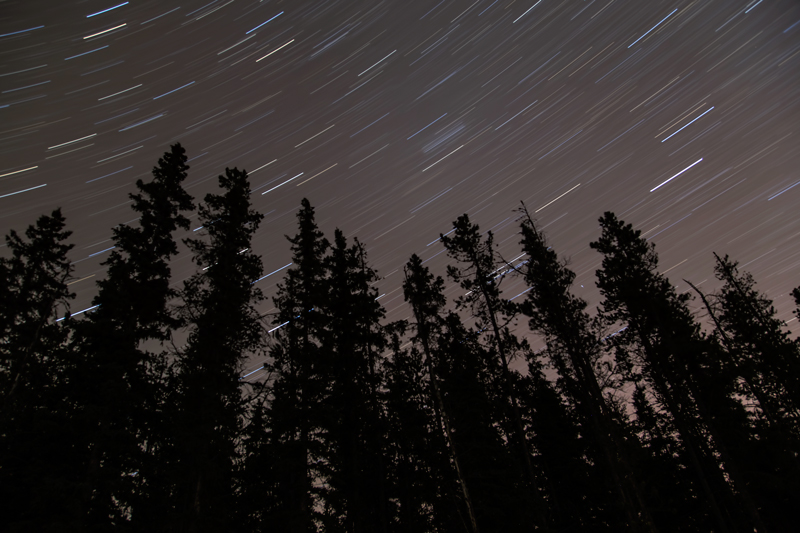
xmin=3 ymin=1 xmax=800 ymax=374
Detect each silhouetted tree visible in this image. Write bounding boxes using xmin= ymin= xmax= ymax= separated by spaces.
xmin=713 ymin=253 xmax=800 ymax=423
xmin=707 ymin=254 xmax=800 ymax=528
xmin=401 ymin=254 xmax=477 ymax=532
xmin=590 ymin=212 xmax=764 ymax=533
xmin=440 ymin=214 xmax=544 ymax=528
xmin=262 ymin=198 xmax=331 ymax=531
xmin=516 ymin=204 xmax=656 ymax=532
xmin=0 ymin=209 xmax=79 ymax=532
xmin=171 ymin=166 xmax=264 ymax=532
xmin=319 ymin=230 xmax=390 ymax=531
xmin=384 ymin=335 xmax=463 ymax=532
xmin=69 ymin=143 xmax=194 ymax=529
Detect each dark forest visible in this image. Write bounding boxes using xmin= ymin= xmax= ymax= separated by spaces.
xmin=2 ymin=145 xmax=798 ymax=532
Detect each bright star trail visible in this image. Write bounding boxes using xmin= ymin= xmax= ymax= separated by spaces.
xmin=1 ymin=0 xmax=799 ymax=333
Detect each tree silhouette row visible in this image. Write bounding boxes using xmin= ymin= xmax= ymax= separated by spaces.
xmin=2 ymin=144 xmax=798 ymax=532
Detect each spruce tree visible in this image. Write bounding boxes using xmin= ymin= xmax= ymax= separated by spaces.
xmin=713 ymin=254 xmax=800 ymax=423
xmin=590 ymin=212 xmax=765 ymax=533
xmin=262 ymin=198 xmax=330 ymax=531
xmin=439 ymin=214 xmax=544 ymax=527
xmin=171 ymin=166 xmax=264 ymax=532
xmin=516 ymin=204 xmax=657 ymax=532
xmin=0 ymin=209 xmax=79 ymax=531
xmin=70 ymin=143 xmax=194 ymax=528
xmin=321 ymin=229 xmax=389 ymax=532
xmin=1 ymin=209 xmax=74 ymax=412
xmin=401 ymin=254 xmax=477 ymax=532
xmin=707 ymin=254 xmax=800 ymax=528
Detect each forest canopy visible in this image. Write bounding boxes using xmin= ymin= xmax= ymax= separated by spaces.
xmin=2 ymin=144 xmax=798 ymax=532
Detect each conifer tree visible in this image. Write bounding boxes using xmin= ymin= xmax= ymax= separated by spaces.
xmin=171 ymin=166 xmax=264 ymax=532
xmin=403 ymin=252 xmax=532 ymax=531
xmin=263 ymin=198 xmax=330 ymax=531
xmin=713 ymin=254 xmax=800 ymax=422
xmin=707 ymin=254 xmax=800 ymax=528
xmin=70 ymin=143 xmax=194 ymax=528
xmin=321 ymin=229 xmax=389 ymax=532
xmin=401 ymin=254 xmax=477 ymax=532
xmin=1 ymin=209 xmax=74 ymax=412
xmin=383 ymin=335 xmax=462 ymax=532
xmin=516 ymin=204 xmax=657 ymax=531
xmin=0 ymin=209 xmax=79 ymax=531
xmin=590 ymin=212 xmax=764 ymax=533
xmin=439 ymin=214 xmax=544 ymax=527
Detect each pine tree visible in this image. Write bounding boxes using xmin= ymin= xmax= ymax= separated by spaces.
xmin=706 ymin=254 xmax=800 ymax=528
xmin=712 ymin=253 xmax=800 ymax=423
xmin=0 ymin=209 xmax=79 ymax=531
xmin=590 ymin=212 xmax=764 ymax=533
xmin=383 ymin=334 xmax=462 ymax=532
xmin=1 ymin=209 xmax=74 ymax=413
xmin=403 ymin=252 xmax=532 ymax=531
xmin=321 ymin=229 xmax=389 ymax=532
xmin=516 ymin=204 xmax=657 ymax=532
xmin=400 ymin=254 xmax=477 ymax=532
xmin=262 ymin=198 xmax=330 ymax=531
xmin=171 ymin=166 xmax=264 ymax=532
xmin=439 ymin=214 xmax=544 ymax=527
xmin=69 ymin=143 xmax=194 ymax=528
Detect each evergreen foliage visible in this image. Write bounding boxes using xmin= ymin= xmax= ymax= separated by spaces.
xmin=260 ymin=198 xmax=331 ymax=531
xmin=171 ymin=166 xmax=264 ymax=532
xmin=70 ymin=143 xmax=195 ymax=529
xmin=0 ymin=209 xmax=78 ymax=531
xmin=2 ymin=148 xmax=797 ymax=531
xmin=439 ymin=214 xmax=544 ymax=528
xmin=590 ymin=212 xmax=770 ymax=533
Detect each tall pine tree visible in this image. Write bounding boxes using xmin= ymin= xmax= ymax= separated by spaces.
xmin=401 ymin=254 xmax=478 ymax=532
xmin=262 ymin=198 xmax=331 ymax=531
xmin=516 ymin=204 xmax=656 ymax=532
xmin=590 ymin=212 xmax=765 ymax=533
xmin=440 ymin=214 xmax=544 ymax=528
xmin=320 ymin=229 xmax=389 ymax=532
xmin=70 ymin=143 xmax=194 ymax=528
xmin=0 ymin=209 xmax=79 ymax=532
xmin=171 ymin=166 xmax=264 ymax=532
xmin=707 ymin=254 xmax=800 ymax=529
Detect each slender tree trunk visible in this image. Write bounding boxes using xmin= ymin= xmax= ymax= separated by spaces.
xmin=474 ymin=267 xmax=546 ymax=527
xmin=569 ymin=342 xmax=659 ymax=533
xmin=413 ymin=314 xmax=480 ymax=533
xmin=638 ymin=330 xmax=735 ymax=533
xmin=646 ymin=301 xmax=768 ymax=532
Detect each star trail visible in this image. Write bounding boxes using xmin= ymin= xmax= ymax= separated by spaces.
xmin=2 ymin=0 xmax=799 ymax=335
